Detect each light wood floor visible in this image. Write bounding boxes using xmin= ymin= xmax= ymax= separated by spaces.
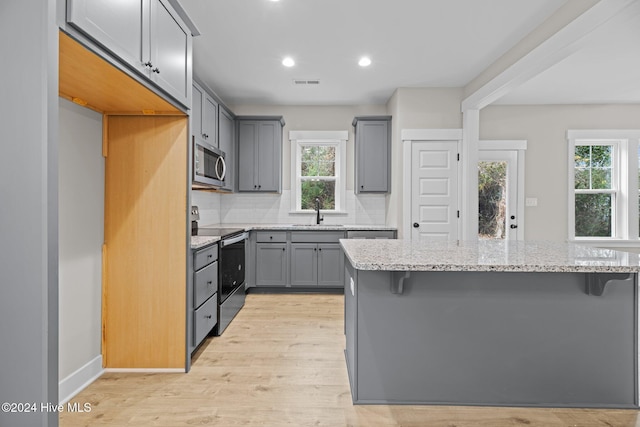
xmin=61 ymin=294 xmax=640 ymax=426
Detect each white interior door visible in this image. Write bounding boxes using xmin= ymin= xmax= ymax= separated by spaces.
xmin=478 ymin=150 xmax=519 ymax=240
xmin=411 ymin=141 xmax=459 ymax=242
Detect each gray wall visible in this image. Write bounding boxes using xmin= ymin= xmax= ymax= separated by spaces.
xmin=0 ymin=0 xmax=59 ymax=426
xmin=480 ymin=104 xmax=640 ymax=242
xmin=58 ymin=99 xmax=103 ymax=384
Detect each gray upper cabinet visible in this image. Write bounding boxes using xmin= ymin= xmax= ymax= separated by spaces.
xmin=353 ymin=116 xmax=392 ymax=193
xmin=67 ymin=0 xmax=145 ymax=72
xmin=218 ymin=107 xmax=235 ymax=192
xmin=67 ymin=0 xmax=191 ymax=107
xmin=191 ymin=81 xmax=218 ymax=145
xmin=149 ymin=0 xmax=191 ymax=107
xmin=237 ymin=117 xmax=285 ymax=192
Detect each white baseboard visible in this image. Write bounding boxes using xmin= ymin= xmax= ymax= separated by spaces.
xmin=59 ymin=355 xmax=104 ymax=405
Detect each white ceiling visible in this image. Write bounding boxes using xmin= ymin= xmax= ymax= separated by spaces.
xmin=495 ymin=0 xmax=640 ymax=105
xmin=179 ymin=0 xmax=640 ymax=107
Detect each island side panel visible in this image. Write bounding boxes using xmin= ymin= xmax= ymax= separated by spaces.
xmin=344 ymin=258 xmax=358 ymax=401
xmin=352 ymin=269 xmax=637 ymax=407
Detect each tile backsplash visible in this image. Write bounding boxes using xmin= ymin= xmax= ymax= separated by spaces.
xmin=192 ymin=190 xmax=386 ymax=226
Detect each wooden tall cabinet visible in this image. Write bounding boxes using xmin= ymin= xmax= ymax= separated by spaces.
xmin=104 ymin=116 xmax=187 ymax=368
xmin=59 ymin=32 xmax=189 ymax=370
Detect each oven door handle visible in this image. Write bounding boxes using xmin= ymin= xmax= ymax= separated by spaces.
xmin=221 ymin=232 xmax=248 ymax=247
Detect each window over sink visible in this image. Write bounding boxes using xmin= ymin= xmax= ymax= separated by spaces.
xmin=289 ymin=131 xmax=347 ymax=213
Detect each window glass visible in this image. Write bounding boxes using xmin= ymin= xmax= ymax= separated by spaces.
xmin=575 ymin=193 xmax=612 ymax=237
xmin=298 ymin=143 xmax=338 ymax=211
xmin=573 ymin=144 xmax=614 ymax=238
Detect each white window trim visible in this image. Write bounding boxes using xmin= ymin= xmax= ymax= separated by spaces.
xmin=567 ymin=130 xmax=640 ymax=243
xmin=289 ymin=131 xmax=348 ymax=214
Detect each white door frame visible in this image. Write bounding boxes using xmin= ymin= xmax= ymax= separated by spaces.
xmin=402 ymin=129 xmax=463 ymax=240
xmin=479 ymin=140 xmax=527 ymax=241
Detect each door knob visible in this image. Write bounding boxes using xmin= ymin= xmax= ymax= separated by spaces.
xmin=510 ymin=224 xmax=518 ymax=229
xmin=413 ymin=223 xmax=419 ymax=228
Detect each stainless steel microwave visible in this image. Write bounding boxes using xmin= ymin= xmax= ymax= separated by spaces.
xmin=193 ymin=136 xmax=226 ymax=188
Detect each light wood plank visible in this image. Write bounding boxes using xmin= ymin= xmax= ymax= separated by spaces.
xmin=103 ymin=115 xmax=187 ymax=369
xmin=62 ymin=294 xmax=640 ymax=426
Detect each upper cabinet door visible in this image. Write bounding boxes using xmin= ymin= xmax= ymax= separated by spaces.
xmin=202 ymin=95 xmax=218 ymax=145
xmin=149 ymin=0 xmax=191 ymax=107
xmin=354 ymin=117 xmax=391 ymax=193
xmin=218 ymin=108 xmax=235 ymax=192
xmin=237 ymin=121 xmax=258 ymax=191
xmin=256 ymin=121 xmax=280 ymax=192
xmin=67 ymin=0 xmax=146 ymax=73
xmin=191 ymin=83 xmax=204 ymax=140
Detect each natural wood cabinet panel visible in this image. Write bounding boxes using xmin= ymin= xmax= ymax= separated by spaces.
xmin=103 ymin=115 xmax=187 ymax=369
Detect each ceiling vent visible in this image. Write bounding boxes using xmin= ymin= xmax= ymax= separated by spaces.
xmin=293 ymin=79 xmax=320 ymax=85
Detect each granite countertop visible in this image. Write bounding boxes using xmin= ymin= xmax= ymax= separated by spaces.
xmin=191 ymin=223 xmax=396 ymax=249
xmin=191 ymin=235 xmax=221 ymax=250
xmin=340 ymin=239 xmax=640 ymax=273
xmin=214 ymin=223 xmax=397 ymax=231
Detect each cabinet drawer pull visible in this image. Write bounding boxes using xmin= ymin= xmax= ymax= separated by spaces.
xmin=282 ymin=248 xmax=285 ymax=251
xmin=207 ymin=281 xmax=213 ymax=285
xmin=205 ymin=315 xmax=212 ymax=319
xmin=207 ymin=254 xmax=213 ymax=258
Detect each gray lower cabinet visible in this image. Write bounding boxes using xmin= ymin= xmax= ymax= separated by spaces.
xmin=290 ymin=231 xmax=345 ymax=288
xmin=353 ymin=116 xmax=391 ymax=193
xmin=255 ymin=243 xmax=288 ymax=286
xmin=317 ymin=244 xmax=344 ymax=287
xmin=192 ymin=244 xmax=218 ymax=349
xmin=290 ymin=243 xmax=344 ymax=288
xmin=290 ymin=243 xmax=318 ymax=286
xmin=237 ymin=117 xmax=284 ymax=192
xmin=67 ymin=0 xmax=192 ymax=107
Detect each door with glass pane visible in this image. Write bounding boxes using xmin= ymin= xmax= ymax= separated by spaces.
xmin=478 ymin=151 xmax=519 ymax=240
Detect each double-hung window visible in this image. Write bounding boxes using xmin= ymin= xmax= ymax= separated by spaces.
xmin=289 ymin=131 xmax=347 ymax=213
xmin=568 ymin=130 xmax=640 ymax=241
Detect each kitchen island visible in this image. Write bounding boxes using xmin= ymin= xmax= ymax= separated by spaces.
xmin=340 ymin=239 xmax=640 ymax=408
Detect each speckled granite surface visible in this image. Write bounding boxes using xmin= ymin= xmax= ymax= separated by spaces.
xmin=191 ymin=224 xmax=396 ymax=248
xmin=191 ymin=235 xmax=220 ymax=250
xmin=206 ymin=223 xmax=396 ymax=231
xmin=340 ymin=239 xmax=640 ymax=273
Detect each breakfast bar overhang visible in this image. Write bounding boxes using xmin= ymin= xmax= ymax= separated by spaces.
xmin=340 ymin=239 xmax=640 ymax=408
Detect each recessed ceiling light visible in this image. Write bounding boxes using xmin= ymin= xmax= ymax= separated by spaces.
xmin=282 ymin=57 xmax=295 ymax=67
xmin=358 ymin=57 xmax=372 ymax=67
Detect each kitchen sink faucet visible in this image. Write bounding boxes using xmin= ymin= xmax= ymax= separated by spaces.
xmin=315 ymin=197 xmax=324 ymax=225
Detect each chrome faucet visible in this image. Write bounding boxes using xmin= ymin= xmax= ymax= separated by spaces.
xmin=315 ymin=197 xmax=324 ymax=225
